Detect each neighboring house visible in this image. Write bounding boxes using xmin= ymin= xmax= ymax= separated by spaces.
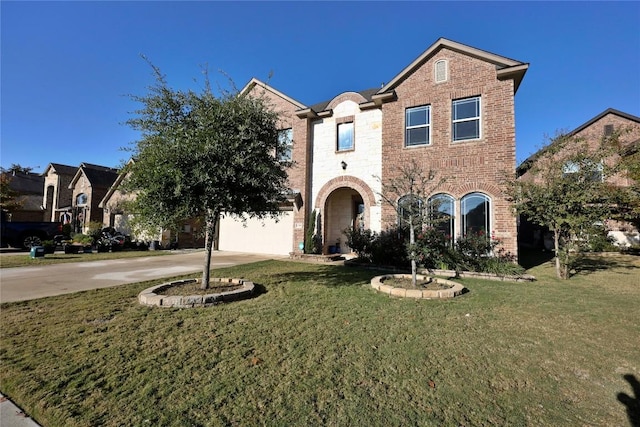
xmin=99 ymin=161 xmax=206 ymax=248
xmin=42 ymin=163 xmax=76 ymax=223
xmin=1 ymin=171 xmax=45 ymax=221
xmin=517 ymin=108 xmax=640 ymax=247
xmin=68 ymin=163 xmax=119 ymax=233
xmin=233 ymin=37 xmax=528 ymax=257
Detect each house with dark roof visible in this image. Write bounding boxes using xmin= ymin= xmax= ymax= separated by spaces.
xmin=42 ymin=163 xmax=77 ymax=223
xmin=517 ymin=108 xmax=640 ymax=248
xmin=226 ymin=37 xmax=528 ymax=257
xmin=68 ymin=163 xmax=119 ymax=233
xmin=1 ymin=170 xmax=45 ymax=221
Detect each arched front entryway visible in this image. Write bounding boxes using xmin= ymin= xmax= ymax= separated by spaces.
xmin=324 ymin=187 xmax=364 ymax=254
xmin=314 ymin=176 xmax=377 ymax=255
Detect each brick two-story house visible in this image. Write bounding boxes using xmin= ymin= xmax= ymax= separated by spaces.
xmin=223 ymin=38 xmax=528 ymax=257
xmin=517 ymin=108 xmax=640 ymax=248
xmin=68 ymin=163 xmax=119 ymax=233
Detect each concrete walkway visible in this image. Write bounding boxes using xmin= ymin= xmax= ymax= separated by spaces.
xmin=0 ymin=394 xmax=41 ymax=427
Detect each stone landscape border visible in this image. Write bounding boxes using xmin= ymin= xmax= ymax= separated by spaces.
xmin=371 ymin=274 xmax=466 ymax=299
xmin=139 ymin=278 xmax=255 ymax=308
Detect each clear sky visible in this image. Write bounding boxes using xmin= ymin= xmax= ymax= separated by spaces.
xmin=2 ymin=1 xmax=639 ymax=173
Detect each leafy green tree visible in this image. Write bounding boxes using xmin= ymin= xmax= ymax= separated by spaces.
xmin=376 ymin=159 xmax=445 ymax=286
xmin=508 ymin=132 xmax=627 ymax=279
xmin=124 ymin=66 xmax=289 ymax=288
xmin=0 ymin=173 xmax=24 ymax=213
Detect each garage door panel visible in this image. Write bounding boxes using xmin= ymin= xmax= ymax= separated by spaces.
xmin=218 ymin=213 xmax=293 ymax=255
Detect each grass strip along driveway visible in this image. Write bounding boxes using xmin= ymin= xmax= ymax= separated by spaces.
xmin=0 ymin=250 xmax=170 ymax=269
xmin=1 ymin=256 xmax=639 ymax=426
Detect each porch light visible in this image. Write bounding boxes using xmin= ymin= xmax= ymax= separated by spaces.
xmin=341 ymin=161 xmax=347 ymax=170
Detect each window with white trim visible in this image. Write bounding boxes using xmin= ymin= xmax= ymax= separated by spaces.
xmin=429 ymin=193 xmax=455 ymax=242
xmin=337 ymin=122 xmax=354 ymax=151
xmin=452 ymin=96 xmax=481 ymax=141
xmin=405 ymin=105 xmax=431 ymax=147
xmin=461 ymin=192 xmax=490 ymax=236
xmin=277 ymin=128 xmax=293 ymax=162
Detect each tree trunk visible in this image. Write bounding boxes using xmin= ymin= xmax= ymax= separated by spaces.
xmin=201 ymin=209 xmax=218 ymax=289
xmin=553 ymin=228 xmax=562 ymax=279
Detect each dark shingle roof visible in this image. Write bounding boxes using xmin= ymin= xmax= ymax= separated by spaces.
xmin=3 ymin=172 xmax=44 ymax=195
xmin=80 ymin=164 xmax=119 ymax=189
xmin=307 ymin=88 xmax=379 ymax=114
xmin=49 ymin=163 xmax=77 ymax=176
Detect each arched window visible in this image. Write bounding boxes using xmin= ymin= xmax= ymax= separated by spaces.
xmin=76 ymin=193 xmax=87 ymax=206
xmin=461 ymin=192 xmax=490 ymax=237
xmin=428 ymin=193 xmax=455 ymax=241
xmin=398 ymin=194 xmax=423 ymax=229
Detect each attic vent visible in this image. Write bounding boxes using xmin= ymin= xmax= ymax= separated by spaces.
xmin=435 ymin=59 xmax=448 ymax=83
xmin=604 ymin=124 xmax=614 ymax=136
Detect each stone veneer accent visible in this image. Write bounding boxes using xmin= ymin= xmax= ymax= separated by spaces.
xmin=139 ymin=278 xmax=255 ymax=308
xmin=371 ymin=274 xmax=466 ymax=299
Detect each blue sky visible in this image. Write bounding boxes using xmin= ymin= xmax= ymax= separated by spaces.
xmin=2 ymin=1 xmax=639 ymax=173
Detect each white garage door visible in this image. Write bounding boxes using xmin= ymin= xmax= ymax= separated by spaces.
xmin=218 ymin=212 xmax=294 ymax=256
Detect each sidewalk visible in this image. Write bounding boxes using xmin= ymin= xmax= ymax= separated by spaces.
xmin=0 ymin=394 xmax=41 ymax=427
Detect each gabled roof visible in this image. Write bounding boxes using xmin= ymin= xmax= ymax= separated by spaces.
xmin=377 ymin=37 xmax=529 ymax=95
xmin=99 ymin=159 xmax=135 ymax=208
xmin=240 ymin=78 xmax=307 ymax=110
xmin=69 ymin=163 xmax=119 ymax=190
xmin=43 ymin=162 xmax=77 ymax=177
xmin=516 ymin=108 xmax=640 ymax=176
xmin=564 ymin=108 xmax=640 ymax=138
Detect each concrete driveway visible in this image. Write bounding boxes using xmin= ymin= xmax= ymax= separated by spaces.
xmin=0 ymin=250 xmax=282 ymax=303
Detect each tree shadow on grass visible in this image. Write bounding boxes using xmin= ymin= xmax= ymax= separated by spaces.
xmin=518 ymin=247 xmax=554 ymax=270
xmin=571 ymin=255 xmax=639 ymax=277
xmin=617 ymin=374 xmax=640 ymax=427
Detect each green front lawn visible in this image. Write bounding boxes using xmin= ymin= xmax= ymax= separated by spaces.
xmin=1 ymin=256 xmax=638 ymax=426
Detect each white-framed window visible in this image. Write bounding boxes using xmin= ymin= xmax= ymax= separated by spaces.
xmin=461 ymin=192 xmax=490 ymax=237
xmin=278 ymin=128 xmax=293 ymax=162
xmin=562 ymin=160 xmax=603 ymax=182
xmin=405 ymin=105 xmax=431 ymax=147
xmin=452 ymin=96 xmax=481 ymax=141
xmin=337 ymin=121 xmax=354 ymax=152
xmin=435 ymin=59 xmax=448 ymax=83
xmin=428 ymin=193 xmax=455 ymax=242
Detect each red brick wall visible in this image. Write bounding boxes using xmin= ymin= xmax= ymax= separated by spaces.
xmin=246 ymin=84 xmax=309 ymax=253
xmin=380 ymin=48 xmax=519 ymax=255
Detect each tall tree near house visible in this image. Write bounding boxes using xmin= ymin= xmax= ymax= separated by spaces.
xmin=507 ymin=131 xmax=627 ymax=279
xmin=3 ymin=164 xmax=34 ymax=174
xmin=376 ymin=159 xmax=446 ymax=286
xmin=124 ymin=64 xmax=289 ymax=289
xmin=0 ymin=174 xmax=23 ymax=213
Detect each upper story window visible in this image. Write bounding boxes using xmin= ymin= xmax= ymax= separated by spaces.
xmin=76 ymin=193 xmax=87 ymax=206
xmin=405 ymin=105 xmax=431 ymax=147
xmin=434 ymin=60 xmax=448 ymax=83
xmin=278 ymin=128 xmax=293 ymax=162
xmin=337 ymin=121 xmax=354 ymax=152
xmin=563 ymin=160 xmax=603 ymax=182
xmin=452 ymin=96 xmax=481 ymax=141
